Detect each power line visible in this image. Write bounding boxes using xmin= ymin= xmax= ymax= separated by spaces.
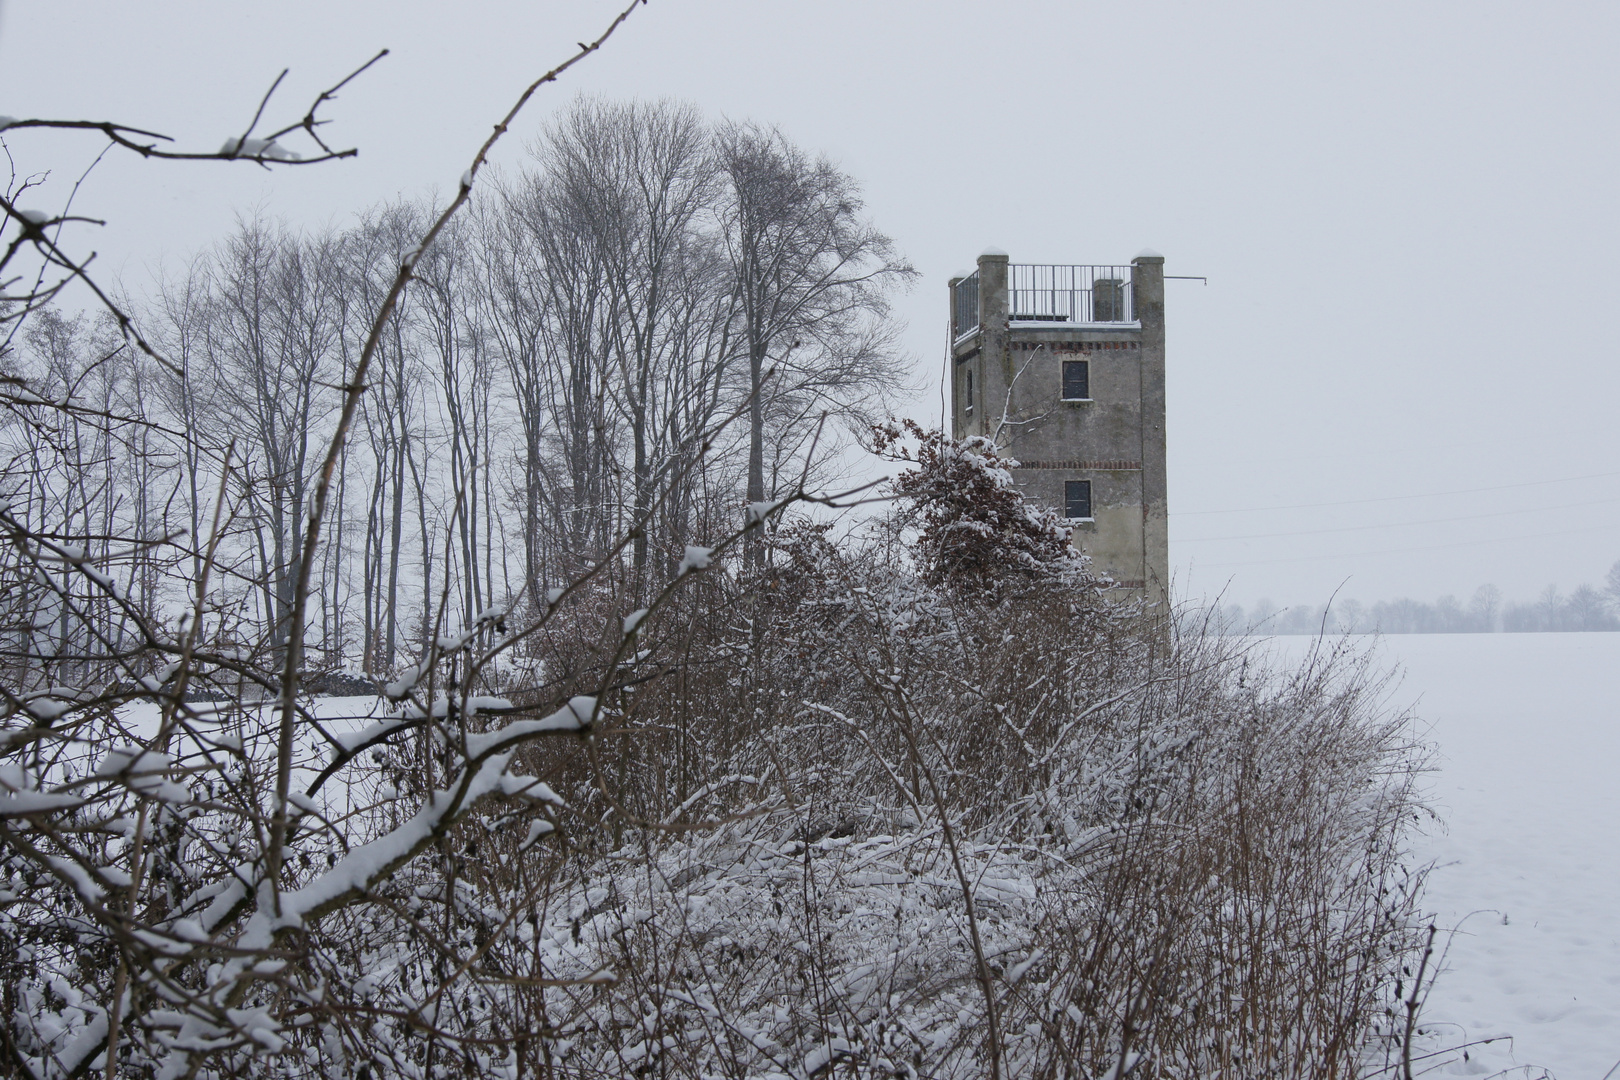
xmin=1176 ymin=495 xmax=1620 ymax=544
xmin=1170 ymin=469 xmax=1620 ymax=517
xmin=1185 ymin=521 xmax=1618 ymax=569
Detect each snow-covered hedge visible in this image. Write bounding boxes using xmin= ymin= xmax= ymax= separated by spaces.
xmin=0 ymin=407 xmax=1431 ymax=1080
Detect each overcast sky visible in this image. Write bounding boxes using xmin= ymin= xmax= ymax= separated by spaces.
xmin=3 ymin=0 xmax=1617 ymax=610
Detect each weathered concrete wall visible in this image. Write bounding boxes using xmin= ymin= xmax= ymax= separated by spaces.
xmin=1133 ymin=254 xmax=1170 ymax=605
xmin=948 ymin=272 xmax=970 ymax=439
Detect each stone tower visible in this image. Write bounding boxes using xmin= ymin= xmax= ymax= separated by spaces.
xmin=949 ymin=249 xmax=1168 ymax=603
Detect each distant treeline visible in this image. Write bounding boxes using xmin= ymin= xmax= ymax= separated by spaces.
xmin=1208 ymin=561 xmax=1620 ymax=635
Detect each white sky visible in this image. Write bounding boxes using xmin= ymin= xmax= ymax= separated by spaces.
xmin=3 ymin=0 xmax=1617 ymax=609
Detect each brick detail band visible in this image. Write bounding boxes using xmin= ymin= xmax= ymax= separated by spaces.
xmin=1010 ymin=459 xmax=1142 ymax=471
xmin=1012 ymin=340 xmax=1140 ymax=352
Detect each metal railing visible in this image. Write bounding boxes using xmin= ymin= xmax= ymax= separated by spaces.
xmin=952 ymin=271 xmax=980 ymax=339
xmin=1009 ymin=264 xmax=1135 ymax=324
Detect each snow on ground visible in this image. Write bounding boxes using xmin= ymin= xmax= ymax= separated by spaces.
xmin=1273 ymin=633 xmax=1620 ymax=1079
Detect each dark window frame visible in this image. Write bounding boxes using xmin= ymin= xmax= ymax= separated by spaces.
xmin=1061 ymin=358 xmax=1090 ymax=401
xmin=1064 ymin=479 xmax=1093 ymax=520
xmin=964 ymin=368 xmax=974 ymax=414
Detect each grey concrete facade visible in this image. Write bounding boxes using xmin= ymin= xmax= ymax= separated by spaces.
xmin=949 ymin=251 xmax=1169 ymax=603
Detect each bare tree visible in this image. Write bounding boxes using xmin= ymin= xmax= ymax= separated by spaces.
xmin=715 ymin=121 xmax=915 ymax=561
xmin=540 ymin=99 xmax=724 ymax=587
xmin=344 ymin=201 xmax=433 ymax=673
xmin=194 ymin=220 xmax=347 ymax=664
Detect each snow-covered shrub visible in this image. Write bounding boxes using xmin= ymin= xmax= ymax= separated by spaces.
xmin=872 ymin=419 xmax=1085 ymax=589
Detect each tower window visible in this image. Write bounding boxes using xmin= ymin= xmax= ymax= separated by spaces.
xmin=964 ymin=369 xmax=974 ymax=414
xmin=1064 ymin=480 xmax=1093 ymax=520
xmin=1061 ymin=359 xmax=1090 ymax=401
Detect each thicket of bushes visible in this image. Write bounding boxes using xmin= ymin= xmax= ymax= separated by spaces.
xmin=0 ymin=427 xmax=1434 ymax=1079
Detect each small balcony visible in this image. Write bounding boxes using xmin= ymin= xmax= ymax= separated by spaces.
xmin=953 ymin=263 xmax=1137 ymax=340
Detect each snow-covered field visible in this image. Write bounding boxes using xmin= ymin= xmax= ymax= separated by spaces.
xmin=1275 ymin=633 xmax=1620 ymax=1079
